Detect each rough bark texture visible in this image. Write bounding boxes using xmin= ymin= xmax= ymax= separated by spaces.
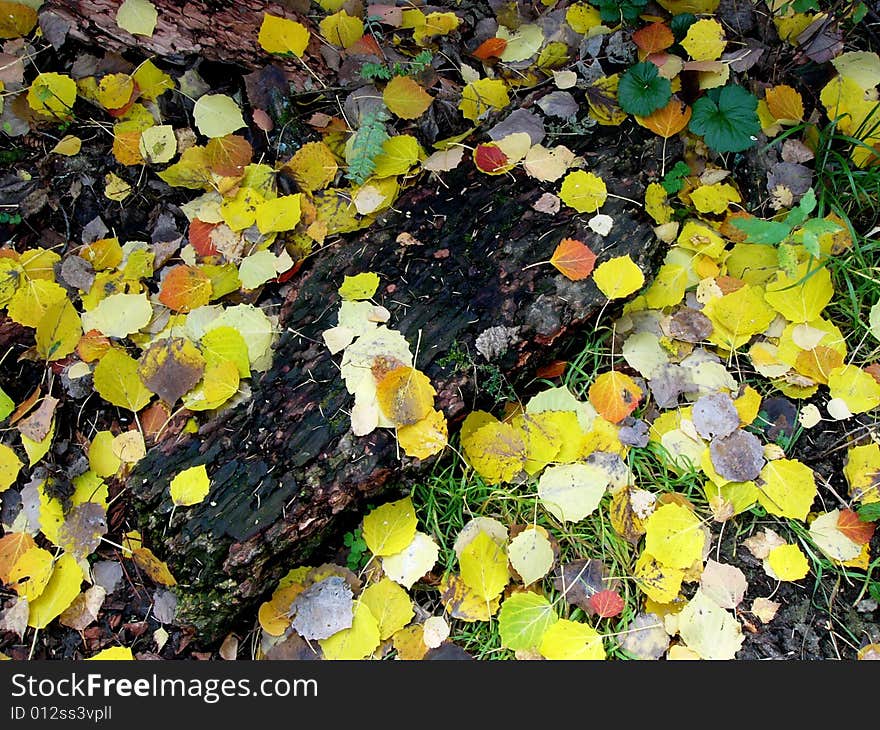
xmin=42 ymin=0 xmax=331 ymax=90
xmin=128 ymin=140 xmax=665 ymax=643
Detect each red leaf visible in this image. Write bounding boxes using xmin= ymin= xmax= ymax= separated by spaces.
xmin=838 ymin=509 xmax=876 ymax=545
xmin=349 ymin=33 xmax=383 ymax=56
xmin=588 ymin=590 xmax=624 ymax=618
xmin=189 ymin=219 xmax=218 ymax=257
xmin=472 ymin=37 xmax=507 ymax=61
xmin=473 ymin=143 xmax=509 ymax=174
xmin=549 ymin=238 xmax=597 ymax=281
xmin=536 ymin=360 xmax=568 ymax=379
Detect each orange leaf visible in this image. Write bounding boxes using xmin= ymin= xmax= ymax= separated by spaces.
xmin=549 ymin=238 xmax=597 ymax=281
xmin=865 ymin=362 xmax=880 ymax=384
xmin=588 ymin=370 xmax=642 ymax=423
xmin=632 ymin=22 xmax=674 ymax=56
xmin=637 ymin=97 xmax=691 ymax=138
xmin=536 ymin=360 xmax=568 ymax=379
xmin=188 ymin=219 xmax=219 ymax=257
xmin=158 ymin=265 xmax=213 ymax=312
xmin=472 ymin=37 xmax=507 ymax=61
xmin=0 ymin=532 xmax=37 ymax=584
xmin=205 ymin=134 xmax=253 ymax=177
xmin=837 ymin=509 xmax=876 ymax=545
xmin=112 ymin=129 xmax=145 ymax=166
xmin=765 ymin=84 xmax=804 ymax=123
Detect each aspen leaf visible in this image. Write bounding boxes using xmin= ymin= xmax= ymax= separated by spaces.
xmin=637 ymin=97 xmax=691 ymax=138
xmin=318 ymin=600 xmax=380 ymax=660
xmin=593 ymin=255 xmax=645 ymax=300
xmin=8 ymin=279 xmax=67 ymax=329
xmin=634 ymin=551 xmax=684 ymax=603
xmin=104 ymin=172 xmax=132 ymax=201
xmin=538 ymin=463 xmax=608 ymax=523
xmin=757 ymin=459 xmax=816 ymax=520
xmin=255 ymin=194 xmax=302 ymax=234
xmin=827 ymin=364 xmax=880 ymax=414
xmin=27 ymin=553 xmax=84 ymax=629
xmin=372 ymin=135 xmax=421 ymax=178
xmin=362 ymin=497 xmax=418 ymax=557
xmin=589 ymin=370 xmax=642 ymax=423
xmin=132 ymin=60 xmax=173 ymax=100
xmin=682 ymin=19 xmax=726 ymax=61
xmin=0 ymin=444 xmax=22 ymax=492
xmin=169 ymin=464 xmax=210 ymax=507
xmin=200 ymin=327 xmax=251 ymax=379
xmin=360 ymin=578 xmax=413 ymax=640
xmin=522 ymin=144 xmax=574 ymax=182
xmin=497 ymin=23 xmax=544 ymax=62
xmin=21 ymin=419 xmax=54 ymax=466
xmin=159 ymin=265 xmax=213 ymax=312
xmin=473 ymin=142 xmax=511 ymax=175
xmin=0 ymin=1 xmax=37 ymax=38
xmin=139 ymin=125 xmax=177 ymax=164
xmin=690 ymin=182 xmax=741 ymax=214
xmin=508 ymin=528 xmax=554 ymax=586
xmin=644 ymin=502 xmax=705 ymax=569
xmin=51 ymin=135 xmax=81 ymax=156
xmin=320 ymin=9 xmax=364 ymax=49
xmin=193 ymin=94 xmax=246 ymax=139
xmin=439 ymin=573 xmax=501 ymax=622
xmin=498 ymin=591 xmax=557 ymax=651
xmin=35 ymin=297 xmax=81 ymax=361
xmin=116 ymin=0 xmax=158 ymax=37
xmin=765 ymin=85 xmax=804 ymax=124
xmin=677 ymin=589 xmax=743 ymax=660
xmin=589 ymin=589 xmax=625 ymax=618
xmin=549 ymin=238 xmax=597 ymax=281
xmin=96 ymin=73 xmax=135 ymax=110
xmin=383 ymin=76 xmax=433 ymax=120
xmin=632 ymin=22 xmax=674 ymax=55
xmin=397 ymin=408 xmax=447 ymax=460
xmin=764 ymin=264 xmax=833 ymax=323
xmin=8 ymin=546 xmax=53 ymax=601
xmin=459 ymin=78 xmax=509 ymax=122
xmin=765 ymin=543 xmax=809 ymax=581
xmin=339 ymin=272 xmax=380 ymax=301
xmin=559 ymin=170 xmax=607 ymax=213
xmin=81 ymin=292 xmax=152 ymax=339
xmin=112 ymin=430 xmax=145 ymax=465
xmin=258 ymin=13 xmax=310 ymax=56
xmin=460 ymin=531 xmax=509 ymax=601
xmin=0 ymin=533 xmax=36 ymax=585
xmin=87 ymin=646 xmax=134 ymax=660
xmin=702 ymin=283 xmax=776 ymax=350
xmin=94 ymin=348 xmax=153 ymax=412
xmin=27 ymin=72 xmax=76 ymax=119
xmin=837 ymin=508 xmax=876 ymax=544
xmin=205 ymin=135 xmax=252 ymax=178
xmin=376 ymin=366 xmax=435 ymax=426
xmin=808 ymin=509 xmax=861 ymax=561
xmin=238 ymin=250 xmax=291 ymax=291
xmin=381 ymin=531 xmax=439 ymax=589
xmin=539 ymin=618 xmax=605 ymax=660
xmin=461 ymin=419 xmax=526 ymax=484
xmin=131 ymin=547 xmax=176 ymax=586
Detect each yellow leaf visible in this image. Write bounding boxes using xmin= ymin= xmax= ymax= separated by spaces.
xmin=7 ymin=279 xmax=67 ymax=329
xmin=587 ymin=75 xmax=628 ymax=125
xmin=832 ymin=51 xmax=880 ymax=91
xmin=827 ymin=364 xmax=880 ymax=414
xmin=397 ymin=408 xmax=448 ymax=460
xmin=392 ymin=624 xmax=428 ymax=660
xmin=376 ymin=366 xmax=435 ymax=426
xmin=338 ymin=272 xmax=380 ymax=301
xmin=169 ymin=464 xmax=211 ymax=507
xmin=131 ymin=546 xmax=177 ymax=586
xmin=0 ymin=443 xmax=23 ymax=492
xmin=132 ymin=60 xmax=174 ymax=100
xmin=559 ymin=170 xmax=607 ymax=213
xmin=757 ymin=458 xmax=816 ymax=520
xmin=566 ymin=3 xmax=602 ymax=34
xmin=21 ymin=419 xmax=54 ymax=466
xmin=643 ymin=263 xmax=688 ymax=309
xmin=844 ymin=443 xmax=880 ymax=504
xmin=255 ymin=194 xmax=302 ymax=234
xmin=459 ymin=531 xmax=509 ymax=601
xmin=258 ymin=13 xmax=310 ymax=56
xmin=763 ymin=263 xmax=834 ymax=323
xmin=139 ymin=124 xmax=177 ymax=164
xmin=87 ymin=646 xmax=134 ymax=660
xmin=381 ymin=532 xmax=439 ymax=589
xmin=458 ymin=78 xmax=509 ymax=122
xmin=372 ymin=135 xmax=421 ymax=178
xmin=460 ymin=418 xmax=526 ymax=484
xmin=200 ymin=326 xmax=251 ymax=378
xmin=592 ymin=255 xmax=645 ymax=299
xmin=27 ymin=72 xmax=76 ymax=119
xmin=766 ymin=543 xmax=809 ymax=581
xmin=35 ymin=297 xmax=81 ymax=361
xmin=104 ymin=172 xmax=132 ymax=201
xmin=497 ymin=23 xmax=544 ymax=63
xmin=51 ymin=135 xmax=81 ymax=156
xmin=220 ymin=186 xmax=264 ymax=231
xmin=283 ymin=141 xmax=338 ymax=193
xmin=644 ymin=502 xmax=705 ymax=569
xmin=412 ymin=11 xmax=459 ymax=44
xmin=634 ymin=551 xmax=685 ymax=603
xmin=0 ymin=1 xmax=37 ymax=38
xmin=8 ymin=546 xmax=54 ymax=601
xmin=319 ymin=9 xmax=364 ymax=49
xmin=319 ymin=600 xmax=380 ymax=659
xmin=81 ymin=291 xmax=153 ymax=339
xmin=93 ymin=348 xmax=154 ymax=412
xmin=28 ymin=553 xmax=84 ymax=629
xmin=537 ymin=463 xmax=607 ymax=522
xmin=96 ymin=73 xmax=134 ymax=110
xmin=681 ymin=18 xmax=726 ymax=61
xmin=690 ymin=182 xmax=741 ymax=214
xmin=383 ymin=76 xmax=433 ymax=120
xmin=703 ymin=283 xmax=776 ymax=350
xmin=362 ymin=497 xmax=418 ymax=557
xmin=765 ymin=85 xmax=804 ymax=124
xmin=439 ymin=573 xmax=501 ymax=621
xmin=116 ymin=0 xmax=157 ymax=37
xmin=508 ymin=528 xmax=554 ymax=586
xmin=539 ymin=618 xmax=605 ymax=660
xmin=645 ymin=182 xmax=673 ymax=224
xmin=193 ymin=94 xmax=246 ymax=139
xmin=360 ymin=578 xmax=414 ymax=640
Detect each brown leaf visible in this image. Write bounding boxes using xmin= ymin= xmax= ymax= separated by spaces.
xmin=16 ymin=395 xmax=59 ymax=442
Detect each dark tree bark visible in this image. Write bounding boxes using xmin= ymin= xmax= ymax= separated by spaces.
xmin=128 ymin=144 xmax=664 ymax=642
xmin=42 ymin=0 xmax=332 ymax=90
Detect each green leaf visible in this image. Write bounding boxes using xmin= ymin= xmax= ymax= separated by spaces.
xmin=498 ymin=592 xmax=558 ymax=651
xmin=800 ymin=218 xmax=841 ymax=258
xmin=661 ymin=160 xmax=691 ymax=195
xmin=618 ymin=62 xmax=672 ymax=117
xmin=689 ymin=85 xmax=760 ymax=153
xmin=857 ymin=502 xmax=880 ymax=522
xmin=597 ymin=0 xmax=648 ymax=24
xmin=345 ymin=107 xmax=391 ymax=185
xmin=730 ymin=217 xmax=791 ymax=245
xmin=670 ymin=13 xmax=697 ymax=41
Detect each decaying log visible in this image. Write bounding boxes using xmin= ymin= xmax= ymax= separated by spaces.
xmin=42 ymin=0 xmax=332 ymax=90
xmin=128 ymin=140 xmax=665 ymax=643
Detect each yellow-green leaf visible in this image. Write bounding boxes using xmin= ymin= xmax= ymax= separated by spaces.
xmin=359 ymin=578 xmax=414 ymax=640
xmin=643 ymin=502 xmax=705 ymax=569
xmin=93 ymin=348 xmax=153 ymax=412
xmin=498 ymin=591 xmax=558 ymax=651
xmin=169 ymin=464 xmax=210 ymax=507
xmin=459 ymin=531 xmax=509 ymax=601
xmin=559 ymin=170 xmax=607 ymax=213
xmin=757 ymin=458 xmax=816 ymax=520
xmin=28 ymin=553 xmax=84 ymax=629
xmin=592 ymin=255 xmax=645 ymax=299
xmin=362 ymin=497 xmax=418 ymax=557
xmin=539 ymin=618 xmax=605 ymax=660
xmin=339 ymin=272 xmax=380 ymax=301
